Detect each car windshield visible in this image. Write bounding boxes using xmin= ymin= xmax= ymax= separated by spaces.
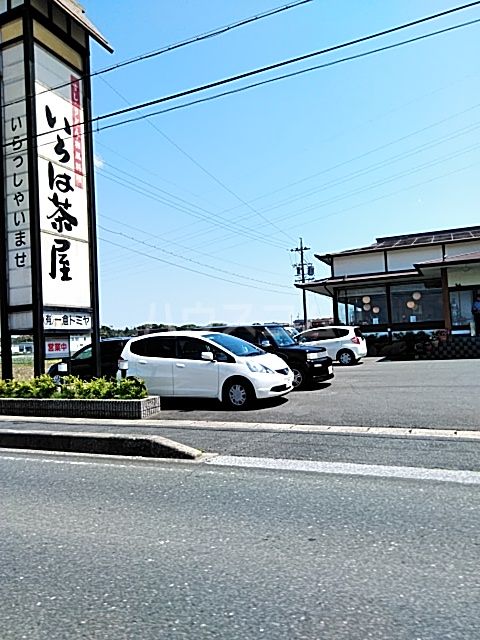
xmin=72 ymin=345 xmax=92 ymax=360
xmin=265 ymin=325 xmax=296 ymax=347
xmin=205 ymin=333 xmax=264 ymax=357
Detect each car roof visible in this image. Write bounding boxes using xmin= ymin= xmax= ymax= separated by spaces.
xmin=202 ymin=324 xmax=283 ymax=330
xmin=128 ymin=330 xmax=224 ymax=340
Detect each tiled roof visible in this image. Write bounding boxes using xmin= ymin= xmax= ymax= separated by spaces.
xmin=317 ymin=225 xmax=480 ymax=264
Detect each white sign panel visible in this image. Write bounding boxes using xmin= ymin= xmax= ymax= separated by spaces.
xmin=43 ymin=311 xmax=91 ymax=331
xmin=45 ymin=337 xmax=70 ymax=359
xmin=2 ymin=43 xmax=32 ymax=311
xmin=35 ymin=44 xmax=91 ymax=310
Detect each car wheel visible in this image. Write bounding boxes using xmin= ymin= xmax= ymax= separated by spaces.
xmin=338 ymin=349 xmax=357 ymax=366
xmin=291 ymin=365 xmax=307 ymax=389
xmin=222 ymin=378 xmax=254 ymax=410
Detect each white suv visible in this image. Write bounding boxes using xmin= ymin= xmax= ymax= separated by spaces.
xmin=118 ymin=331 xmax=294 ymax=409
xmin=296 ymin=326 xmax=367 ymax=365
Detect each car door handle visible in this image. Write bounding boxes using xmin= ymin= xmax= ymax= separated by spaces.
xmin=138 ymin=360 xmax=147 ymax=365
xmin=176 ymin=363 xmax=186 ymax=368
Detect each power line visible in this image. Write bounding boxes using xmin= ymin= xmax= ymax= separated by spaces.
xmin=12 ymin=3 xmax=480 ymax=149
xmin=97 ymin=166 xmax=289 ymax=250
xmin=98 ymin=235 xmax=297 ymax=296
xmin=97 ymin=104 xmax=480 ymax=255
xmin=92 ymin=2 xmax=480 ymax=128
xmin=95 ymin=15 xmax=480 ymax=135
xmin=99 ymin=224 xmax=292 ymax=290
xmin=215 ymin=101 xmax=480 ymax=221
xmin=99 ymin=212 xmax=284 ymax=277
xmin=159 ymin=114 xmax=480 ymax=251
xmin=208 ymin=140 xmax=480 ymax=253
xmin=27 ymin=0 xmax=314 ymax=106
xmin=100 ymin=77 xmax=295 ymax=243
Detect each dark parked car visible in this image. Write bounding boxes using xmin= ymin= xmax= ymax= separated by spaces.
xmin=47 ymin=337 xmax=130 ymax=380
xmin=204 ymin=324 xmax=333 ymax=389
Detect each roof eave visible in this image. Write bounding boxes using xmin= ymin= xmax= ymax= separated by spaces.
xmin=53 ymin=0 xmax=113 ymax=53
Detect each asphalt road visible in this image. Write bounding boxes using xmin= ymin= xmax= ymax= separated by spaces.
xmin=156 ymin=358 xmax=480 ymax=429
xmin=1 ymin=452 xmax=480 ymax=640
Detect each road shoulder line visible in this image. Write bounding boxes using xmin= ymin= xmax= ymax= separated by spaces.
xmin=206 ymin=455 xmax=480 ymax=485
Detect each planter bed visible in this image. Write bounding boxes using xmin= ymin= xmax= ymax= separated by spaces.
xmin=0 ymin=395 xmax=161 ymax=419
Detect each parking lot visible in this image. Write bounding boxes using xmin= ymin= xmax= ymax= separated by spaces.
xmin=159 ymin=358 xmax=480 ymax=430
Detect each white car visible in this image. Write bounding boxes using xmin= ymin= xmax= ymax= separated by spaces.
xmin=118 ymin=331 xmax=294 ymax=409
xmin=296 ymin=326 xmax=367 ymax=365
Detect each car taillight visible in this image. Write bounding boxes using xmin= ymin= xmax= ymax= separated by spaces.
xmin=351 ymin=336 xmax=360 ymax=344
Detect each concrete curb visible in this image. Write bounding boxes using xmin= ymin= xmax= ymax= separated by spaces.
xmin=0 ymin=416 xmax=479 ymax=441
xmin=0 ymin=429 xmax=202 ymax=460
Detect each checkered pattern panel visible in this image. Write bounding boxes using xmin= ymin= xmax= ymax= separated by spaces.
xmin=419 ymin=337 xmax=480 ymax=360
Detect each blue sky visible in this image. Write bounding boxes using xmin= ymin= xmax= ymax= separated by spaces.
xmin=81 ymin=0 xmax=480 ymax=328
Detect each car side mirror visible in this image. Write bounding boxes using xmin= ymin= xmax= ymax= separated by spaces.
xmin=259 ymin=339 xmax=271 ymax=348
xmin=201 ymin=351 xmax=214 ymax=361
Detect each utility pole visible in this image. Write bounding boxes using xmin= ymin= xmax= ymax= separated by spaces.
xmin=290 ymin=238 xmax=314 ymax=330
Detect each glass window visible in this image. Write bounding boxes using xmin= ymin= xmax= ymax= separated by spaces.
xmin=265 ymin=325 xmax=295 ymax=346
xmin=299 ymin=330 xmax=321 ymax=342
xmin=131 ymin=336 xmax=175 ymax=358
xmin=177 ymin=337 xmax=208 ymax=360
xmin=229 ymin=327 xmax=256 ymax=344
xmin=449 ymin=290 xmax=473 ymax=326
xmin=390 ymin=283 xmax=442 ymax=324
xmin=339 ymin=287 xmax=388 ymax=325
xmin=206 ymin=333 xmax=262 ymax=357
xmin=73 ymin=345 xmax=92 ymax=360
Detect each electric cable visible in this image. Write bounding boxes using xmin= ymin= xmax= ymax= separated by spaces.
xmin=100 ymin=77 xmax=296 ymax=243
xmin=8 ymin=3 xmax=480 ymax=148
xmin=98 ymin=224 xmax=293 ymax=290
xmin=98 ymin=235 xmax=297 ymax=296
xmin=95 ymin=15 xmax=480 ymax=135
xmin=28 ymin=0 xmax=314 ymax=104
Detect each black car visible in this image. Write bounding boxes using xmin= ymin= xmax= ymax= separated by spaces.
xmin=47 ymin=337 xmax=130 ymax=380
xmin=204 ymin=324 xmax=334 ymax=389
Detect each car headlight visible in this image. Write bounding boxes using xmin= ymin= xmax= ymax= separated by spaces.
xmin=247 ymin=361 xmax=275 ymax=374
xmin=306 ymin=352 xmax=324 ymax=360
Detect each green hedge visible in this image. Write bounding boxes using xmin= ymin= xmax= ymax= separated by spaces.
xmin=0 ymin=375 xmax=148 ymax=400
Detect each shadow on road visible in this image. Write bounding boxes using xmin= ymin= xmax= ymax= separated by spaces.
xmin=160 ymin=396 xmax=290 ymax=413
xmin=294 ymin=382 xmax=333 ymax=392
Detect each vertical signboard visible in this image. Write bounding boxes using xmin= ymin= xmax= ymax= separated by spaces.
xmin=2 ymin=41 xmax=33 ymax=327
xmin=34 ymin=44 xmax=91 ymax=316
xmin=0 ymin=1 xmax=109 ymax=378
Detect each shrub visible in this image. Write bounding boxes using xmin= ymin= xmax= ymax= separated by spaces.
xmin=0 ymin=375 xmax=148 ymax=400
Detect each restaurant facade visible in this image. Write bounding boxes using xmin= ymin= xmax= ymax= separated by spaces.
xmin=297 ymin=226 xmax=480 ymax=355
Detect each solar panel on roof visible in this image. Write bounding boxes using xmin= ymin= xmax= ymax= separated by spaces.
xmin=433 ymin=234 xmax=453 ymax=242
xmin=451 ymin=231 xmax=473 ymax=240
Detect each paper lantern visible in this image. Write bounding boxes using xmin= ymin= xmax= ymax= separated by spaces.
xmin=412 ymin=291 xmax=422 ymax=301
xmin=363 ymin=304 xmax=371 ymax=311
xmin=362 ymin=296 xmax=371 ymax=304
xmin=372 ymin=306 xmax=380 ymax=314
xmin=406 ymin=300 xmax=416 ymax=309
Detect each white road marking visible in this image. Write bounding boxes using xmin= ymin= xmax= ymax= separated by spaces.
xmin=206 ymin=455 xmax=480 ymax=485
xmin=1 ymin=449 xmax=479 ymax=485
